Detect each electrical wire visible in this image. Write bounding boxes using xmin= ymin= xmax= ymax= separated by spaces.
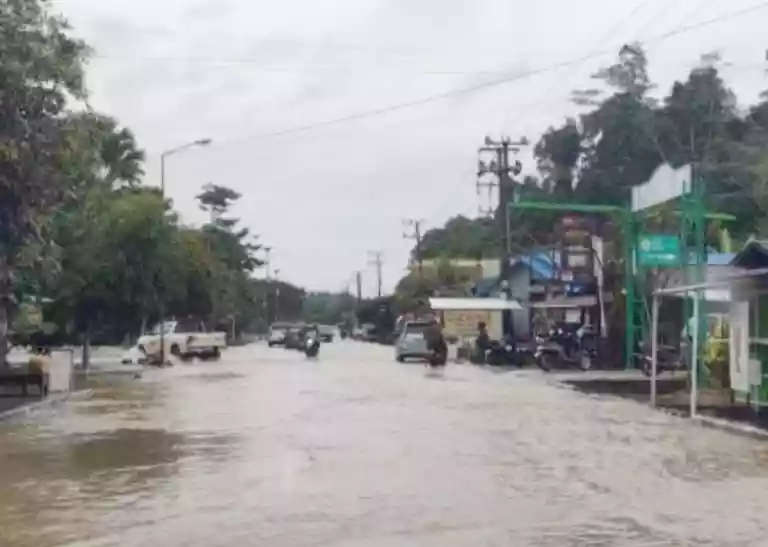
xmin=211 ymin=1 xmax=768 ymax=149
xmin=372 ymin=1 xmax=768 ymax=273
xmin=412 ymin=0 xmax=690 ymax=232
xmin=507 ymin=0 xmax=655 ymax=134
xmin=89 ymin=53 xmax=527 ymax=77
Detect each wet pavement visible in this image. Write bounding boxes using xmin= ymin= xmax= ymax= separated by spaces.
xmin=1 ymin=342 xmax=768 ymax=546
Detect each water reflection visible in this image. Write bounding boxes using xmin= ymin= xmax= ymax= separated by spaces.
xmin=1 ymin=344 xmax=768 ymax=546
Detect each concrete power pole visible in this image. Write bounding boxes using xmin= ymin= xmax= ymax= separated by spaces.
xmin=402 ymin=218 xmax=425 ymax=276
xmin=477 ymin=136 xmax=528 ymax=278
xmin=263 ymin=246 xmax=273 ymax=280
xmin=261 ymin=246 xmax=273 ymax=327
xmin=355 ymin=270 xmax=363 ymax=304
xmin=368 ymin=252 xmax=384 ymax=298
xmin=478 ymin=136 xmax=527 ymax=338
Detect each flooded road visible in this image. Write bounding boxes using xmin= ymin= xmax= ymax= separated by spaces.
xmin=2 ymin=342 xmax=768 ymax=546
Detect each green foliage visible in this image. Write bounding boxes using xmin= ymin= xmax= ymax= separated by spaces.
xmin=302 ymin=292 xmax=357 ymax=326
xmin=409 ymin=44 xmax=768 ymax=283
xmin=0 ymin=0 xmax=91 ymax=361
xmin=0 ymin=1 xmax=309 ymax=354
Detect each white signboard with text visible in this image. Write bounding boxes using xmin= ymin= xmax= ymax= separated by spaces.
xmin=631 ymin=163 xmax=692 ymax=212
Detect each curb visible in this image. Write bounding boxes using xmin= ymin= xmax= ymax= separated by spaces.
xmin=556 ymin=378 xmax=768 ymax=440
xmin=692 ymin=414 xmax=768 ymax=440
xmin=0 ymin=389 xmax=94 ymax=422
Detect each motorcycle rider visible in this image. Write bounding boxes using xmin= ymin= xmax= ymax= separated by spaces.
xmin=425 ymin=321 xmax=448 ymax=367
xmin=298 ymin=324 xmax=319 ymax=345
xmin=472 ymin=321 xmax=491 ymax=364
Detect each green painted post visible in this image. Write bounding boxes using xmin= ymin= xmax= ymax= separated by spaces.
xmin=680 ymin=174 xmax=709 ymax=387
xmin=624 ymin=210 xmax=636 ymax=369
xmin=507 ymin=199 xmax=731 ymax=372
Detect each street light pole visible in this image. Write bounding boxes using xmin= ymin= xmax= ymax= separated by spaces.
xmin=274 ymin=269 xmax=281 ymax=322
xmin=157 ymin=137 xmax=211 ymax=366
xmin=159 ymin=138 xmax=211 ymax=195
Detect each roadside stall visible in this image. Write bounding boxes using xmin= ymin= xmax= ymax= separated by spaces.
xmin=428 ymin=297 xmax=524 ymax=362
xmin=650 ymin=264 xmax=768 ymax=419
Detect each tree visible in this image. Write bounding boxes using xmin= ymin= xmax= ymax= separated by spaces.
xmin=195 ymin=183 xmax=266 ymax=334
xmin=0 ymin=0 xmax=89 ymax=364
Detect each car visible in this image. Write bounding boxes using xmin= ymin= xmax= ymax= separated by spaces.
xmin=318 ymin=325 xmax=335 ymax=343
xmin=121 ymin=345 xmax=147 ymax=365
xmin=283 ymin=326 xmax=305 ymax=350
xmin=394 ymin=319 xmax=437 ymax=362
xmin=267 ymin=322 xmax=292 ymax=347
xmin=137 ymin=320 xmax=227 ymax=364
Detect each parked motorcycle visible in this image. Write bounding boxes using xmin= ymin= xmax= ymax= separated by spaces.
xmin=637 ymin=339 xmax=689 ymax=377
xmin=485 ymin=339 xmax=533 ymax=367
xmin=535 ymin=324 xmax=597 ymax=372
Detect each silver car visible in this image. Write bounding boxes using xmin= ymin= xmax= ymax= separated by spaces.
xmin=395 ymin=320 xmax=434 ymax=362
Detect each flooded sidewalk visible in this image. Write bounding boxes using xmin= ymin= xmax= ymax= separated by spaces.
xmin=1 ymin=343 xmax=768 ymax=546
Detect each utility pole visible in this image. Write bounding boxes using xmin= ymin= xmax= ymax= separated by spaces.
xmin=402 ymin=218 xmax=425 ymax=276
xmin=477 ymin=136 xmax=528 ymax=278
xmin=261 ymin=246 xmax=273 ymax=328
xmin=355 ymin=270 xmax=363 ymax=304
xmin=477 ymin=136 xmax=527 ymax=338
xmin=274 ymin=268 xmax=281 ymax=321
xmin=263 ymin=246 xmax=273 ymax=280
xmin=368 ymin=252 xmax=384 ymax=298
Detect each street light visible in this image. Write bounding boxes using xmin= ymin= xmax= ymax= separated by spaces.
xmin=159 ymin=137 xmax=212 ymax=195
xmin=158 ymin=137 xmax=211 ymax=365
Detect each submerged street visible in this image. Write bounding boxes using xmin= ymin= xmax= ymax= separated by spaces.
xmin=1 ymin=342 xmax=768 ymax=546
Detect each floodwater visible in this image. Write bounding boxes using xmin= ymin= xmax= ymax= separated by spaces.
xmin=1 ymin=342 xmax=768 ymax=546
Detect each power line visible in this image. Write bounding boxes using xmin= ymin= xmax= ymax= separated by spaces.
xmin=377 ymin=1 xmax=768 ymax=248
xmin=212 ymin=2 xmax=768 ymax=149
xmin=507 ymin=0 xmax=655 ymax=133
xmin=631 ymin=1 xmax=679 ymax=41
xmin=90 ymin=53 xmax=527 ymax=77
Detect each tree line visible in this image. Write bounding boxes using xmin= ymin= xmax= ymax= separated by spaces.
xmin=403 ymin=45 xmax=768 ymax=281
xmin=0 ymin=0 xmax=306 ymax=362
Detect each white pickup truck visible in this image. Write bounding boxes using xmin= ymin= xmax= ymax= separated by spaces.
xmin=138 ymin=320 xmax=227 ymax=363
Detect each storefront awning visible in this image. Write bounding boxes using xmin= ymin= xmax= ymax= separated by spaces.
xmin=429 ymin=297 xmax=523 ymax=311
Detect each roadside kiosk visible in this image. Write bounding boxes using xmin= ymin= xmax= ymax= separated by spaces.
xmin=428 ymin=297 xmax=525 ymax=361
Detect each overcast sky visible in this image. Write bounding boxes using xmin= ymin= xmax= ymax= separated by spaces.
xmin=55 ymin=0 xmax=768 ymax=296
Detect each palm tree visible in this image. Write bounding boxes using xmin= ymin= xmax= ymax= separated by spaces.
xmin=99 ymin=123 xmax=145 ymax=188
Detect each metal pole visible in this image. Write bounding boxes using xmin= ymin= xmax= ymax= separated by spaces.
xmin=690 ymin=291 xmax=700 ymax=417
xmin=156 ymin=138 xmax=210 ymax=366
xmin=650 ymin=295 xmax=659 ymax=407
xmin=159 ymin=307 xmax=166 ymax=366
xmin=160 ymin=153 xmax=166 ymax=195
xmin=159 ymin=153 xmax=166 ymax=367
xmin=274 ymin=269 xmax=281 ymax=321
xmin=415 ymin=222 xmax=423 ymax=277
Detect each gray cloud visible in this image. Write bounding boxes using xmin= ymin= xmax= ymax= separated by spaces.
xmin=57 ymin=0 xmax=768 ymax=293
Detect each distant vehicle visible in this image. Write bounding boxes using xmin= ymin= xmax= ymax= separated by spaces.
xmin=267 ymin=322 xmax=293 ymax=347
xmin=318 ymin=325 xmax=335 ymax=343
xmin=138 ymin=320 xmax=227 ymax=364
xmin=283 ymin=325 xmax=305 ymax=350
xmin=395 ymin=319 xmax=437 ymax=363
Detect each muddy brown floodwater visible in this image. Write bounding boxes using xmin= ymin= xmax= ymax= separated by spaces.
xmin=1 ymin=342 xmax=768 ymax=546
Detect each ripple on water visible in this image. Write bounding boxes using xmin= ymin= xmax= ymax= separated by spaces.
xmin=2 ymin=350 xmax=768 ymax=546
